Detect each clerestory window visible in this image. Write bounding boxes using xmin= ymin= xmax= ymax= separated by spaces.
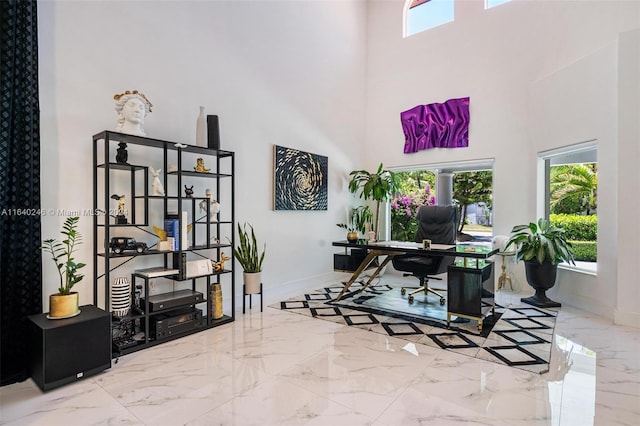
xmin=404 ymin=0 xmax=454 ymax=38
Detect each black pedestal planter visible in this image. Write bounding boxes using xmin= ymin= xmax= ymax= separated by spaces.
xmin=522 ymin=260 xmax=561 ymax=308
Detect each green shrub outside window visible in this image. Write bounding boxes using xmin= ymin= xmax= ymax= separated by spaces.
xmin=550 ymin=214 xmax=597 ymax=262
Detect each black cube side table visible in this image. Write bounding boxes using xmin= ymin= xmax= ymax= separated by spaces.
xmin=28 ymin=305 xmax=111 ymax=391
xmin=446 ymin=261 xmax=495 ymax=333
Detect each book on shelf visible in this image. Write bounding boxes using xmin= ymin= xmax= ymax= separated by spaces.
xmin=173 ymin=252 xmax=187 ymax=280
xmin=164 ymin=211 xmax=188 ymax=250
xmin=134 ymin=267 xmax=179 ymax=278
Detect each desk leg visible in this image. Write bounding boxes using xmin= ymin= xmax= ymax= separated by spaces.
xmin=333 ymin=252 xmax=380 ymax=301
xmin=357 ymin=254 xmax=397 ymax=294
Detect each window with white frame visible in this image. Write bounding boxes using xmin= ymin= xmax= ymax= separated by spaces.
xmin=538 ymin=142 xmax=598 ymax=273
xmin=485 ymin=0 xmax=512 ymax=9
xmin=404 ymin=0 xmax=454 ymax=38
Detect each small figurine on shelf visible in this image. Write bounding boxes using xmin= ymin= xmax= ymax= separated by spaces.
xmin=212 ymin=253 xmax=231 ymax=272
xmin=110 ymin=194 xmax=127 ymax=224
xmin=149 ymin=167 xmax=165 ymax=196
xmin=194 ymin=158 xmax=210 ymax=173
xmin=116 ymin=142 xmax=128 ymax=164
xmin=184 ymin=185 xmax=194 ymax=197
xmin=198 ymin=188 xmax=221 ymax=221
xmin=113 ymin=89 xmax=153 ymax=137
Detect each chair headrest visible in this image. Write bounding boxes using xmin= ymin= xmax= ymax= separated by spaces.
xmin=415 ymin=205 xmax=458 ymax=244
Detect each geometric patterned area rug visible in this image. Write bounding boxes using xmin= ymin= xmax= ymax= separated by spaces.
xmin=272 ymin=280 xmax=558 ymax=374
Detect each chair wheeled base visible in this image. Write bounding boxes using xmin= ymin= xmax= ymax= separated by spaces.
xmin=400 ymin=275 xmax=446 ymax=305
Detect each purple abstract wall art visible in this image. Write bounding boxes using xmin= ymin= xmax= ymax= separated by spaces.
xmin=401 ymin=97 xmax=470 ymax=154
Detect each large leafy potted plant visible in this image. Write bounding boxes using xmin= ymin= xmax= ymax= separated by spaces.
xmin=348 ymin=163 xmax=399 ymax=241
xmin=505 ymin=218 xmax=575 ymax=308
xmin=41 ymin=216 xmax=86 ymax=318
xmin=233 ymin=222 xmax=266 ymax=294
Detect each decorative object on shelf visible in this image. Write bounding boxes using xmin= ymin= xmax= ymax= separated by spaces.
xmin=233 ymin=222 xmax=265 ymax=295
xmin=116 ymin=142 xmax=128 ymax=164
xmin=113 ymin=89 xmax=153 ymax=137
xmin=210 ymin=283 xmax=223 ymax=320
xmin=196 ymin=106 xmax=206 ymax=147
xmin=109 ymin=237 xmax=148 ymax=254
xmin=207 ymin=115 xmax=220 ymax=150
xmin=152 ymin=225 xmax=174 ymax=251
xmin=184 ymin=185 xmax=194 ymax=197
xmin=168 ymin=164 xmax=178 ymax=172
xmin=273 ymin=145 xmax=328 ymax=211
xmin=41 ymin=216 xmax=86 ymax=319
xmin=337 ymin=205 xmax=372 ymax=243
xmin=194 ymin=158 xmax=210 ymax=173
xmin=401 ymin=97 xmax=469 ymax=154
xmin=505 ymin=218 xmax=575 ymax=308
xmin=110 ymin=277 xmax=131 ymax=317
xmin=164 ymin=212 xmax=191 ymax=251
xmin=347 ymin=163 xmax=399 ymax=241
xmin=149 ymin=166 xmax=165 ymax=196
xmin=110 ymin=194 xmax=127 ymax=224
xmin=174 ymin=143 xmax=187 ymax=149
xmin=212 ymin=253 xmax=230 ymax=272
xmin=198 ymin=188 xmax=220 ymax=221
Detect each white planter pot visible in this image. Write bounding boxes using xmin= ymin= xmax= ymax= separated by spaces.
xmin=243 ymin=272 xmax=262 ymax=294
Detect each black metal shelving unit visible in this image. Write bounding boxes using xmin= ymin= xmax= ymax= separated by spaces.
xmin=92 ymin=131 xmax=235 ymax=358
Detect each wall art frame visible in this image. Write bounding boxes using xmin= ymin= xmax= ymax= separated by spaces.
xmin=273 ymin=145 xmax=328 ymax=211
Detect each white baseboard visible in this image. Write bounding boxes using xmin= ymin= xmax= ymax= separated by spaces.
xmin=614 ymin=309 xmax=640 ymax=328
xmin=233 ymin=271 xmax=349 ymax=308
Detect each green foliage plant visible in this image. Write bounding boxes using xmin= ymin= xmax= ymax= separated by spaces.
xmin=453 ymin=170 xmax=493 ymax=233
xmin=233 ymin=222 xmax=265 ymax=273
xmin=41 ymin=216 xmax=86 ymax=295
xmin=550 ymin=163 xmax=597 ymax=215
xmin=337 ymin=205 xmax=373 ymax=235
xmin=550 ymin=214 xmax=597 ymax=241
xmin=505 ymin=218 xmax=575 ymax=266
xmin=569 ymin=240 xmax=597 ymax=262
xmin=390 ymin=184 xmax=436 ymax=241
xmin=348 ymin=163 xmax=400 ymax=237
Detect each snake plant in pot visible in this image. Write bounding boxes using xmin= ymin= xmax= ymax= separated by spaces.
xmin=41 ymin=216 xmax=86 ymax=318
xmin=233 ymin=222 xmax=266 ymax=294
xmin=505 ymin=218 xmax=575 ymax=308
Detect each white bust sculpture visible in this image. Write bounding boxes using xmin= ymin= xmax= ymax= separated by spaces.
xmin=113 ymin=90 xmax=153 ymax=136
xmin=199 ymin=188 xmax=221 ymax=221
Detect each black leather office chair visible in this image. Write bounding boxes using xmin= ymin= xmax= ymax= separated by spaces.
xmin=392 ymin=205 xmax=458 ymax=304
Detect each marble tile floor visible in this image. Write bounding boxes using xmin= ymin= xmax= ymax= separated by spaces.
xmin=1 ymin=282 xmax=639 ymax=425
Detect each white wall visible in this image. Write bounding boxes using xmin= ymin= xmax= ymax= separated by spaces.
xmin=366 ymin=0 xmax=639 ymax=325
xmin=38 ymin=0 xmax=368 ymax=309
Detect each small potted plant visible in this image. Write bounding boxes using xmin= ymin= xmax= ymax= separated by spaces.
xmin=337 ymin=205 xmax=373 ymax=243
xmin=505 ymin=218 xmax=575 ymax=308
xmin=41 ymin=216 xmax=86 ymax=318
xmin=347 ymin=163 xmax=399 ymax=241
xmin=233 ymin=222 xmax=265 ymax=294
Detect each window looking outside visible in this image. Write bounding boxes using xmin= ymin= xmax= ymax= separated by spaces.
xmin=539 ymin=143 xmax=598 ymax=273
xmin=390 ymin=167 xmax=493 ymax=243
xmin=485 ymin=0 xmax=512 ymax=9
xmin=404 ymin=0 xmax=454 ymax=38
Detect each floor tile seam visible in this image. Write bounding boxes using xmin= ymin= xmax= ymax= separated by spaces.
xmin=89 ymin=378 xmax=148 ymax=425
xmin=274 ymin=372 xmax=379 ymax=422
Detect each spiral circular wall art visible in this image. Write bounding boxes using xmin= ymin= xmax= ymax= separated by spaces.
xmin=274 ymin=145 xmax=328 ymax=210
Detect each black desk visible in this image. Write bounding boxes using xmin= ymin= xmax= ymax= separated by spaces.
xmin=28 ymin=305 xmax=111 ymax=391
xmin=332 ymin=240 xmax=497 ymax=330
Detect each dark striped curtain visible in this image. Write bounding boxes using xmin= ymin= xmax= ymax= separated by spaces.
xmin=1 ymin=0 xmax=42 ymax=386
